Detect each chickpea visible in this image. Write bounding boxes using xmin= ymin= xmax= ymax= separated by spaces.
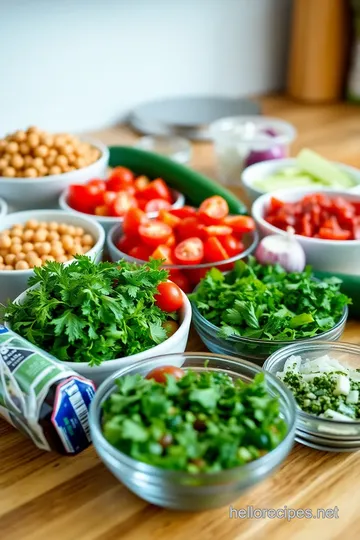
xmin=67 ymin=154 xmax=76 ymax=165
xmin=56 ymin=155 xmax=68 ymax=168
xmin=15 ymin=260 xmax=29 ymax=270
xmin=0 ymin=140 xmax=7 ymax=151
xmin=68 ymin=244 xmax=82 ymax=255
xmin=33 ymin=229 xmax=48 ymax=242
xmin=24 ymin=167 xmax=38 ymax=178
xmin=61 ymin=235 xmax=74 ymax=251
xmin=6 ymin=141 xmax=19 ymax=154
xmin=0 ymin=249 xmax=8 ymax=258
xmin=34 ymin=145 xmax=49 ymax=158
xmin=22 ymin=242 xmax=34 ymax=253
xmin=10 ymin=244 xmax=22 ymax=255
xmin=74 ymin=157 xmax=86 ymax=169
xmin=41 ymin=254 xmax=55 ymax=263
xmin=22 ymin=229 xmax=34 ymax=241
xmin=23 ymin=155 xmax=33 ymax=167
xmin=3 ymin=166 xmax=16 ymax=177
xmin=13 ymin=130 xmax=26 ymax=143
xmin=37 ymin=242 xmax=51 ymax=255
xmin=10 ymin=227 xmax=23 ymax=238
xmin=27 ymin=126 xmax=40 ymax=134
xmin=11 ymin=236 xmax=21 ymax=244
xmin=0 ymin=263 xmax=5 ymax=270
xmin=26 ymin=219 xmax=39 ymax=230
xmin=0 ymin=235 xmax=11 ymax=249
xmin=0 ymin=157 xmax=9 ymax=170
xmin=51 ymin=245 xmax=65 ymax=258
xmin=82 ymin=245 xmax=92 ymax=254
xmin=56 ymin=254 xmax=68 ymax=263
xmin=45 ymin=155 xmax=56 ymax=167
xmin=49 ymin=165 xmax=62 ymax=175
xmin=19 ymin=142 xmax=30 ymax=155
xmin=74 ymin=226 xmax=84 ymax=236
xmin=15 ymin=252 xmax=26 ymax=261
xmin=67 ymin=255 xmax=74 ymax=261
xmin=0 ymin=256 xmax=3 ymax=264
xmin=58 ymin=223 xmax=69 ymax=234
xmin=47 ymin=231 xmax=60 ymax=241
xmin=48 ymin=148 xmax=57 ymax=158
xmin=38 ymin=221 xmax=48 ymax=228
xmin=28 ymin=256 xmax=42 ymax=268
xmin=5 ymin=254 xmax=16 ymax=265
xmin=27 ymin=133 xmax=40 ymax=148
xmin=66 ymin=225 xmax=76 ymax=236
xmin=32 ymin=157 xmax=44 ymax=171
xmin=40 ymin=134 xmax=54 ymax=147
xmin=48 ymin=221 xmax=59 ymax=231
xmin=10 ymin=154 xmax=24 ymax=170
xmin=39 ymin=166 xmax=48 ymax=176
xmin=4 ymin=264 xmax=14 ymax=270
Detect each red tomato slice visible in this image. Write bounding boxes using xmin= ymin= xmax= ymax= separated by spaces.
xmin=199 ymin=196 xmax=229 ymax=225
xmin=108 ymin=192 xmax=138 ymax=217
xmin=107 ymin=167 xmax=134 ymax=191
xmin=151 ymin=244 xmax=174 ymax=264
xmin=139 ymin=220 xmax=172 ymax=247
xmin=68 ymin=184 xmax=102 ymax=213
xmin=145 ymin=199 xmax=172 ymax=213
xmin=146 ymin=365 xmax=185 ymax=383
xmin=103 ymin=191 xmax=118 ymax=206
xmin=141 ymin=179 xmax=172 ymax=202
xmin=158 ymin=210 xmax=181 ymax=228
xmin=87 ymin=179 xmax=107 ymax=192
xmin=176 ymin=217 xmax=205 ymax=241
xmin=170 ymin=206 xmax=197 ymax=219
xmin=219 ymin=234 xmax=244 ymax=256
xmin=174 ymin=237 xmax=204 ymax=265
xmin=134 ymin=175 xmax=150 ymax=192
xmin=123 ymin=208 xmax=147 ymax=237
xmin=155 ymin=282 xmax=183 ymax=312
xmin=204 ymin=237 xmax=229 ymax=263
xmin=116 ymin=235 xmax=136 ymax=254
xmin=168 ymin=270 xmax=191 ymax=293
xmin=223 ymin=215 xmax=255 ymax=233
xmin=128 ymin=244 xmax=152 ymax=261
xmin=203 ymin=225 xmax=232 ymax=238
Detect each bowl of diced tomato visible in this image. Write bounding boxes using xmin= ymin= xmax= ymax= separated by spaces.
xmin=107 ymin=195 xmax=258 ymax=292
xmin=59 ymin=166 xmax=185 ymax=232
xmin=252 ymin=187 xmax=360 ymax=275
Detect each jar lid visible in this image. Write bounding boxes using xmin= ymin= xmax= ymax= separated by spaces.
xmin=129 ymin=96 xmax=261 ymax=141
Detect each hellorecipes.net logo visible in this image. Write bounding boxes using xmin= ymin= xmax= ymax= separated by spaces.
xmin=229 ymin=505 xmax=339 ymax=521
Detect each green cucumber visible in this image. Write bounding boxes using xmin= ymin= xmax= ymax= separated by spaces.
xmin=108 ymin=146 xmax=248 ymax=215
xmin=296 ymin=149 xmax=355 ymax=188
xmin=314 ymin=270 xmax=360 ymax=319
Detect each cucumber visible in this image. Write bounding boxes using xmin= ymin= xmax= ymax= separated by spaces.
xmin=108 ymin=146 xmax=248 ymax=215
xmin=296 ymin=149 xmax=355 ymax=188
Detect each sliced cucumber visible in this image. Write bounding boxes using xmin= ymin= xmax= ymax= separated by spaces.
xmin=296 ymin=149 xmax=355 ymax=188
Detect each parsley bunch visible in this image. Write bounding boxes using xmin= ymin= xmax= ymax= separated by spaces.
xmin=5 ymin=257 xmax=173 ymax=366
xmin=190 ymin=257 xmax=350 ymax=341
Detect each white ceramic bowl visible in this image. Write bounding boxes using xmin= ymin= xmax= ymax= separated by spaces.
xmin=12 ymin=286 xmax=192 ymax=387
xmin=0 ymin=138 xmax=109 ymax=211
xmin=0 ymin=197 xmax=8 ymax=217
xmin=242 ymin=158 xmax=360 ymax=203
xmin=252 ymin=187 xmax=360 ymax=275
xmin=0 ymin=209 xmax=105 ymax=305
xmin=59 ymin=187 xmax=185 ymax=233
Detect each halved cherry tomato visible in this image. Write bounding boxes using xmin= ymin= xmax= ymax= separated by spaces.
xmin=103 ymin=191 xmax=118 ymax=206
xmin=174 ymin=237 xmax=204 ymax=265
xmin=136 ymin=197 xmax=148 ymax=211
xmin=151 ymin=244 xmax=174 ymax=264
xmin=141 ymin=179 xmax=172 ymax=202
xmin=139 ymin=220 xmax=172 ymax=247
xmin=134 ymin=175 xmax=150 ymax=192
xmin=107 ymin=167 xmax=134 ymax=191
xmin=203 ymin=225 xmax=232 ymax=238
xmin=116 ymin=235 xmax=135 ymax=254
xmin=87 ymin=179 xmax=107 ymax=192
xmin=168 ymin=270 xmax=191 ymax=293
xmin=123 ymin=208 xmax=147 ymax=237
xmin=94 ymin=205 xmax=109 ymax=216
xmin=199 ymin=196 xmax=229 ymax=225
xmin=204 ymin=237 xmax=229 ymax=263
xmin=176 ymin=217 xmax=205 ymax=241
xmin=162 ymin=320 xmax=179 ymax=337
xmin=155 ymin=282 xmax=183 ymax=311
xmin=223 ymin=215 xmax=255 ymax=233
xmin=108 ymin=192 xmax=137 ymax=217
xmin=165 ymin=233 xmax=176 ymax=248
xmin=146 ymin=365 xmax=185 ymax=383
xmin=219 ymin=234 xmax=244 ymax=256
xmin=145 ymin=199 xmax=172 ymax=213
xmin=128 ymin=244 xmax=152 ymax=260
xmin=68 ymin=184 xmax=103 ymax=213
xmin=158 ymin=210 xmax=181 ymax=228
xmin=170 ymin=206 xmax=197 ymax=219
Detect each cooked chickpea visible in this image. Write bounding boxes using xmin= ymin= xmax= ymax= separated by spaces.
xmin=15 ymin=260 xmax=29 ymax=270
xmin=66 ymin=225 xmax=76 ymax=236
xmin=82 ymin=245 xmax=92 ymax=254
xmin=75 ymin=157 xmax=86 ymax=169
xmin=45 ymin=155 xmax=56 ymax=167
xmin=13 ymin=130 xmax=26 ymax=143
xmin=61 ymin=235 xmax=74 ymax=251
xmin=58 ymin=224 xmax=68 ymax=234
xmin=39 ymin=166 xmax=48 ymax=176
xmin=11 ymin=236 xmax=21 ymax=244
xmin=48 ymin=222 xmax=59 ymax=231
xmin=33 ymin=229 xmax=48 ymax=242
xmin=26 ymin=219 xmax=38 ymax=230
xmin=41 ymin=254 xmax=55 ymax=263
xmin=68 ymin=244 xmax=83 ymax=255
xmin=3 ymin=166 xmax=16 ymax=177
xmin=51 ymin=245 xmax=65 ymax=258
xmin=34 ymin=145 xmax=49 ymax=158
xmin=37 ymin=242 xmax=51 ymax=255
xmin=0 ymin=249 xmax=8 ymax=258
xmin=23 ymin=229 xmax=34 ymax=241
xmin=24 ymin=167 xmax=38 ymax=178
xmin=27 ymin=133 xmax=40 ymax=148
xmin=21 ymin=242 xmax=34 ymax=253
xmin=39 ymin=134 xmax=54 ymax=146
xmin=10 ymin=154 xmax=24 ymax=169
xmin=56 ymin=255 xmax=68 ymax=263
xmin=5 ymin=253 xmax=16 ymax=265
xmin=81 ymin=234 xmax=94 ymax=246
xmin=56 ymin=155 xmax=68 ymax=168
xmin=49 ymin=165 xmax=62 ymax=175
xmin=0 ymin=157 xmax=9 ymax=170
xmin=74 ymin=226 xmax=84 ymax=236
xmin=15 ymin=252 xmax=26 ymax=261
xmin=32 ymin=157 xmax=44 ymax=171
xmin=10 ymin=227 xmax=23 ymax=238
xmin=6 ymin=141 xmax=19 ymax=154
xmin=23 ymin=155 xmax=33 ymax=167
xmin=10 ymin=243 xmax=22 ymax=255
xmin=0 ymin=256 xmax=3 ymax=264
xmin=38 ymin=221 xmax=48 ymax=229
xmin=19 ymin=142 xmax=30 ymax=155
xmin=47 ymin=231 xmax=60 ymax=241
xmin=4 ymin=265 xmax=14 ymax=270
xmin=0 ymin=235 xmax=11 ymax=249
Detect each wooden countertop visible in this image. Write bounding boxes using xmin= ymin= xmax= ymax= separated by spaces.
xmin=1 ymin=96 xmax=360 ymax=540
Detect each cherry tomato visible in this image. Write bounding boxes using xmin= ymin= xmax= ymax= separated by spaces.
xmin=108 ymin=192 xmax=138 ymax=217
xmin=151 ymin=244 xmax=174 ymax=264
xmin=128 ymin=244 xmax=152 ymax=261
xmin=68 ymin=184 xmax=103 ymax=213
xmin=165 ymin=233 xmax=176 ymax=248
xmin=199 ymin=196 xmax=229 ymax=225
xmin=162 ymin=320 xmax=180 ymax=338
xmin=94 ymin=205 xmax=109 ymax=216
xmin=168 ymin=270 xmax=191 ymax=293
xmin=134 ymin=175 xmax=150 ymax=192
xmin=87 ymin=179 xmax=107 ymax=192
xmin=223 ymin=215 xmax=255 ymax=233
xmin=176 ymin=217 xmax=205 ymax=241
xmin=158 ymin=209 xmax=181 ymax=228
xmin=170 ymin=206 xmax=197 ymax=219
xmin=155 ymin=282 xmax=183 ymax=311
xmin=219 ymin=234 xmax=244 ymax=256
xmin=116 ymin=235 xmax=135 ymax=254
xmin=174 ymin=237 xmax=204 ymax=265
xmin=136 ymin=197 xmax=148 ymax=211
xmin=107 ymin=167 xmax=134 ymax=191
xmin=141 ymin=179 xmax=172 ymax=202
xmin=204 ymin=237 xmax=229 ymax=263
xmin=123 ymin=208 xmax=147 ymax=237
xmin=139 ymin=220 xmax=172 ymax=247
xmin=145 ymin=199 xmax=172 ymax=213
xmin=103 ymin=191 xmax=118 ymax=206
xmin=203 ymin=225 xmax=232 ymax=238
xmin=145 ymin=365 xmax=185 ymax=383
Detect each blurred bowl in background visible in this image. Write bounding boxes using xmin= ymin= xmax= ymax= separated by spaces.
xmin=134 ymin=135 xmax=192 ymax=165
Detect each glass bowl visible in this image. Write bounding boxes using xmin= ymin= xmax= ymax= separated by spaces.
xmin=191 ymin=301 xmax=348 ymax=365
xmin=263 ymin=342 xmax=360 ymax=452
xmin=210 ymin=116 xmax=296 ymax=187
xmin=89 ymin=352 xmax=297 ymax=510
xmin=107 ymin=222 xmax=258 ymax=290
xmin=134 ymin=135 xmax=192 ymax=165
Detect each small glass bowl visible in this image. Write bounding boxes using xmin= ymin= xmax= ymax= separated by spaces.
xmin=210 ymin=116 xmax=296 ymax=186
xmin=89 ymin=352 xmax=296 ymax=510
xmin=134 ymin=135 xmax=192 ymax=165
xmin=107 ymin=222 xmax=258 ymax=290
xmin=191 ymin=302 xmax=348 ymax=365
xmin=263 ymin=341 xmax=360 ymax=452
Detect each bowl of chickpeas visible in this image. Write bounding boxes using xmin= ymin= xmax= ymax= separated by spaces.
xmin=0 ymin=210 xmax=105 ymax=306
xmin=0 ymin=198 xmax=8 ymax=217
xmin=0 ymin=126 xmax=109 ymax=211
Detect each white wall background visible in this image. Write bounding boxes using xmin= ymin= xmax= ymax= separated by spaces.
xmin=0 ymin=0 xmax=292 ymax=134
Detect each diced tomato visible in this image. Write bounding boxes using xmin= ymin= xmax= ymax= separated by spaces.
xmin=136 ymin=197 xmax=148 ymax=211
xmin=145 ymin=199 xmax=172 ymax=213
xmin=103 ymin=191 xmax=118 ymax=206
xmin=165 ymin=233 xmax=176 ymax=248
xmin=134 ymin=175 xmax=150 ymax=192
xmin=219 ymin=234 xmax=244 ymax=257
xmin=203 ymin=225 xmax=233 ymax=238
xmin=146 ymin=365 xmax=185 ymax=383
xmin=300 ymin=213 xmax=313 ymax=237
xmin=158 ymin=210 xmax=181 ymax=228
xmin=174 ymin=237 xmax=204 ymax=265
xmin=107 ymin=167 xmax=134 ymax=191
xmin=199 ymin=196 xmax=229 ymax=225
xmin=269 ymin=197 xmax=285 ymax=212
xmin=94 ymin=205 xmax=109 ymax=216
xmin=176 ymin=217 xmax=205 ymax=241
xmin=139 ymin=220 xmax=172 ymax=247
xmin=204 ymin=237 xmax=229 ymax=263
xmin=123 ymin=208 xmax=147 ymax=237
xmin=168 ymin=270 xmax=191 ymax=293
xmin=170 ymin=206 xmax=197 ymax=219
xmin=128 ymin=244 xmax=152 ymax=261
xmin=151 ymin=244 xmax=174 ymax=264
xmin=87 ymin=179 xmax=107 ymax=192
xmin=223 ymin=215 xmax=255 ymax=233
xmin=116 ymin=235 xmax=135 ymax=254
xmin=108 ymin=192 xmax=138 ymax=217
xmin=319 ymin=228 xmax=351 ymax=240
xmin=141 ymin=178 xmax=172 ymax=202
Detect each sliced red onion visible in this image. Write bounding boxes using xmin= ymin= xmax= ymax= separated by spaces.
xmin=255 ymin=229 xmax=306 ymax=272
xmin=244 ymin=145 xmax=287 ymax=168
